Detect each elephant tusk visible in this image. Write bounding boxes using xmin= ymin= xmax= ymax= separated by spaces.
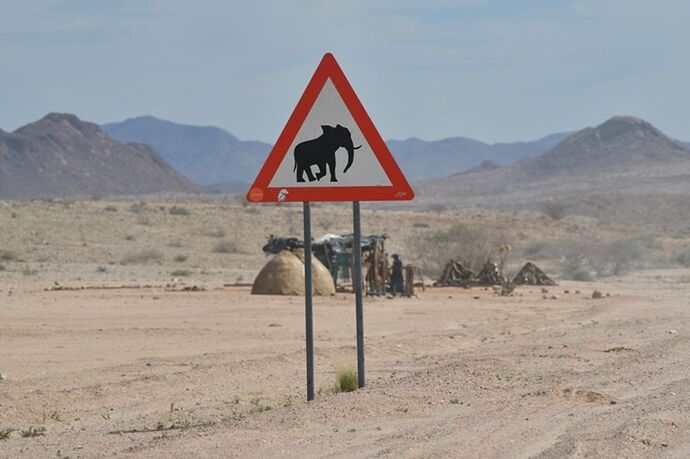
xmin=353 ymin=145 xmax=362 ymax=150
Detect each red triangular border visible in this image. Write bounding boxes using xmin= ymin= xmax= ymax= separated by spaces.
xmin=246 ymin=53 xmax=414 ymax=202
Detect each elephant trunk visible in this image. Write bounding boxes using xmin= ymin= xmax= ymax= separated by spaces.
xmin=343 ymin=144 xmax=361 ymax=173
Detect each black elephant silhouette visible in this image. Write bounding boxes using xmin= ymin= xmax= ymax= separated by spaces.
xmin=293 ymin=124 xmax=361 ymax=182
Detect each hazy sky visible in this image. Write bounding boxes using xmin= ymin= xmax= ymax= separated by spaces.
xmin=2 ymin=0 xmax=689 ymax=143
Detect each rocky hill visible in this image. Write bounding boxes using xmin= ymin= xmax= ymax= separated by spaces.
xmin=417 ymin=117 xmax=690 ymax=227
xmin=0 ymin=113 xmax=197 ymax=199
xmin=102 ymin=116 xmax=271 ymax=187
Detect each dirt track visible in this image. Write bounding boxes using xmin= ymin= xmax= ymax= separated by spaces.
xmin=2 ymin=269 xmax=690 ymax=458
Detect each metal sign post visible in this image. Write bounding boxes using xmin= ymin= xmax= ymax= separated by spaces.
xmin=352 ymin=201 xmax=365 ymax=388
xmin=303 ymin=202 xmax=315 ymax=401
xmin=246 ymin=53 xmax=414 ymax=401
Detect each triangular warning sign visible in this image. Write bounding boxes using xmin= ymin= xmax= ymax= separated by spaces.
xmin=247 ymin=53 xmax=414 ymax=203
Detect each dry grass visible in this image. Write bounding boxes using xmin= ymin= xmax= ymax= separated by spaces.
xmin=335 ymin=366 xmax=358 ymax=393
xmin=120 ymin=249 xmax=163 ymax=265
xmin=0 ymin=196 xmax=684 ymax=287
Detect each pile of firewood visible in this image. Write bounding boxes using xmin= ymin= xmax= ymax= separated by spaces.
xmin=434 ymin=260 xmax=474 ymax=287
xmin=512 ymin=262 xmax=556 ymax=286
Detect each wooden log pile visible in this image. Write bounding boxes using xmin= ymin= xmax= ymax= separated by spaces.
xmin=434 ymin=260 xmax=475 ymax=287
xmin=476 ymin=262 xmax=506 ymax=286
xmin=512 ymin=262 xmax=556 ymax=286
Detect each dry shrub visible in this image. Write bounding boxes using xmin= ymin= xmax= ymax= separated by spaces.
xmin=675 ymin=249 xmax=690 ymax=267
xmin=121 ymin=249 xmax=163 ymax=265
xmin=213 ymin=241 xmax=239 ymax=254
xmin=560 ymin=236 xmax=660 ymax=279
xmin=128 ymin=201 xmax=147 ymax=214
xmin=542 ymin=201 xmax=567 ymax=220
xmin=0 ymin=250 xmax=17 ymax=261
xmin=411 ymin=223 xmax=502 ymax=277
xmin=169 ymin=205 xmax=190 ymax=216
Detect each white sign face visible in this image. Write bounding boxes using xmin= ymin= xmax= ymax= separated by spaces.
xmin=268 ymin=79 xmax=392 ymax=188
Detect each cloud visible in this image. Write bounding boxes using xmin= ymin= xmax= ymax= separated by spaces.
xmin=1 ymin=0 xmax=689 ymax=143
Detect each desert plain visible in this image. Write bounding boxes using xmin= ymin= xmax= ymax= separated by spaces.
xmin=1 ymin=197 xmax=690 ymax=458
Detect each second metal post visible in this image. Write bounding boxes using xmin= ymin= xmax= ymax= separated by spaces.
xmin=352 ymin=201 xmax=365 ymax=388
xmin=303 ymin=202 xmax=314 ymax=401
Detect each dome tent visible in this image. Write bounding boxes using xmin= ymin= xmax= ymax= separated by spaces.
xmin=251 ymin=250 xmax=335 ymax=296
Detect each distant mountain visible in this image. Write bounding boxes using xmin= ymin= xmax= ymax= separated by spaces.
xmin=103 ymin=116 xmax=571 ymax=184
xmin=418 ymin=116 xmax=690 ymax=227
xmin=387 ymin=132 xmax=570 ymax=180
xmin=102 ymin=116 xmax=271 ymax=187
xmin=0 ymin=113 xmax=197 ymax=199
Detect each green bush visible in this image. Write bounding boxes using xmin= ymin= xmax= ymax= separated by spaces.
xmin=335 ymin=366 xmax=358 ymax=393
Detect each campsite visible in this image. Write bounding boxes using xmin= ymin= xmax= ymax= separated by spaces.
xmin=3 ymin=2 xmax=690 ymax=457
xmin=2 ymin=197 xmax=690 ymax=457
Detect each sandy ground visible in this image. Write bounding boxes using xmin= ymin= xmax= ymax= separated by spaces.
xmin=2 ymin=269 xmax=690 ymax=458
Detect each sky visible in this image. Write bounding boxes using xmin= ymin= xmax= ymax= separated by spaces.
xmin=1 ymin=0 xmax=689 ymax=143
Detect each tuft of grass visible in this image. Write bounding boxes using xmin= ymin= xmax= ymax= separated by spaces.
xmin=213 ymin=241 xmax=239 ymax=254
xmin=171 ymin=269 xmax=191 ymax=277
xmin=413 ymin=222 xmax=430 ymax=228
xmin=95 ymin=266 xmax=108 ymax=273
xmin=335 ymin=366 xmax=358 ymax=393
xmin=0 ymin=428 xmax=14 ymax=440
xmin=675 ymin=249 xmax=690 ymax=267
xmin=202 ymin=228 xmax=226 ymax=238
xmin=0 ymin=263 xmax=5 ymax=271
xmin=128 ymin=201 xmax=147 ymax=214
xmin=169 ymin=205 xmax=190 ymax=216
xmin=248 ymin=398 xmax=272 ymax=414
xmin=124 ymin=234 xmax=135 ymax=241
xmin=135 ymin=214 xmax=151 ymax=226
xmin=569 ymin=269 xmax=594 ymax=282
xmin=174 ymin=254 xmax=188 ymax=262
xmin=22 ymin=267 xmax=38 ymax=276
xmin=0 ymin=250 xmax=17 ymax=261
xmin=19 ymin=426 xmax=46 ymax=438
xmin=542 ymin=201 xmax=567 ymax=220
xmin=104 ymin=205 xmax=118 ymax=212
xmin=120 ymin=249 xmax=163 ymax=265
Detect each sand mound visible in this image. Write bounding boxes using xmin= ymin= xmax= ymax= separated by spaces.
xmin=251 ymin=250 xmax=335 ymax=296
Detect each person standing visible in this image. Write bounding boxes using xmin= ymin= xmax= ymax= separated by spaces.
xmin=390 ymin=253 xmax=404 ymax=295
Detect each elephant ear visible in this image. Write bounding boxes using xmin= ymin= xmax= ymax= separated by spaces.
xmin=321 ymin=125 xmax=335 ymax=134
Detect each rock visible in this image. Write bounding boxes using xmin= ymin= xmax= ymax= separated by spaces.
xmin=668 ymin=329 xmax=678 ymax=335
xmin=541 ymin=288 xmax=549 ymax=294
xmin=542 ymin=294 xmax=549 ymax=299
xmin=592 ymin=290 xmax=603 ymax=299
xmin=0 ymin=373 xmax=7 ymax=381
xmin=550 ymin=295 xmax=559 ymax=300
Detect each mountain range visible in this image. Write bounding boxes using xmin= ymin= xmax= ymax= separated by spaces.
xmin=0 ymin=114 xmax=197 ymax=199
xmin=102 ymin=116 xmax=572 ymax=187
xmin=3 ymin=112 xmax=690 ymax=229
xmin=417 ymin=116 xmax=690 ymax=227
xmin=102 ymin=116 xmax=269 ymax=191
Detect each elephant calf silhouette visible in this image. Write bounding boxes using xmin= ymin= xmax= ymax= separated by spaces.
xmin=293 ymin=124 xmax=361 ymax=182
